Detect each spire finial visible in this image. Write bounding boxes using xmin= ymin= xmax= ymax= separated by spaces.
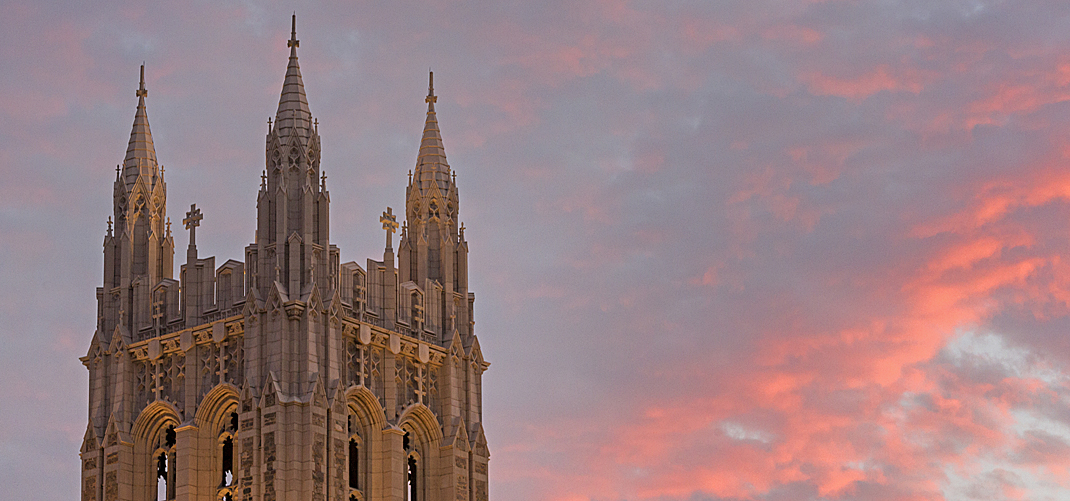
xmin=288 ymin=13 xmax=299 ymax=48
xmin=267 ymin=116 xmax=272 ymax=133
xmin=165 ymin=217 xmax=171 ymax=237
xmin=136 ymin=64 xmax=147 ymax=98
xmin=426 ymin=69 xmax=437 ymax=104
xmin=107 ymin=216 xmax=113 ymax=235
xmin=261 ymin=170 xmax=267 ymax=189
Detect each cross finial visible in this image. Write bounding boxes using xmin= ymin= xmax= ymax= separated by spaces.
xmin=460 ymin=222 xmax=465 ymax=239
xmin=321 ymin=171 xmax=327 ymax=190
xmin=107 ymin=216 xmax=113 ymax=235
xmin=381 ymin=207 xmax=399 ymax=249
xmin=425 ymin=70 xmax=437 ymax=104
xmin=183 ymin=203 xmax=203 ymax=247
xmin=261 ymin=170 xmax=267 ymax=188
xmin=267 ymin=116 xmax=272 ymax=133
xmin=136 ymin=64 xmax=148 ymax=98
xmin=288 ymin=13 xmax=299 ymax=48
xmin=165 ymin=217 xmax=171 ymax=237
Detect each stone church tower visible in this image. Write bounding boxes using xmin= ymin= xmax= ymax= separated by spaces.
xmin=80 ymin=17 xmax=490 ymax=501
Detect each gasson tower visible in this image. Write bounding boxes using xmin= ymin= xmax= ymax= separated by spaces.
xmin=80 ymin=17 xmax=490 ymax=501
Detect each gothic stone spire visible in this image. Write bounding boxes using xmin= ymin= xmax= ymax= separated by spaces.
xmin=400 ymin=71 xmax=471 ymax=339
xmin=123 ymin=64 xmax=158 ymax=187
xmin=273 ymin=13 xmax=312 ymax=140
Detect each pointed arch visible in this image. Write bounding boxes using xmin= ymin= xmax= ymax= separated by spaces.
xmin=132 ymin=400 xmax=181 ymax=443
xmin=132 ymin=401 xmax=180 ymax=501
xmin=345 ymin=385 xmax=386 ymax=429
xmin=398 ymin=403 xmax=442 ymax=444
xmin=398 ymin=404 xmax=441 ymax=501
xmin=195 ymin=382 xmax=240 ymax=429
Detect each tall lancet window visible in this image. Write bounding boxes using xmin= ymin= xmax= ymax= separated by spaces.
xmin=157 ymin=425 xmax=176 ymax=500
xmin=219 ymin=412 xmax=238 ymax=488
xmin=348 ymin=413 xmax=364 ymax=500
xmin=403 ymin=431 xmax=420 ymax=501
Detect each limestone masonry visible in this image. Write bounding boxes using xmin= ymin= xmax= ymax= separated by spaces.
xmin=80 ymin=17 xmax=490 ymax=501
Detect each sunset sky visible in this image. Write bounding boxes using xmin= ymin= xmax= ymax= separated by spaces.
xmin=7 ymin=1 xmax=1070 ymax=499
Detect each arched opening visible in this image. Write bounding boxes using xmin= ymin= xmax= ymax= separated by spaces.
xmin=220 ymin=437 xmax=233 ymax=486
xmin=403 ymin=430 xmax=420 ymax=501
xmin=347 ymin=411 xmax=365 ymax=499
xmin=348 ymin=438 xmax=360 ymax=489
xmin=219 ymin=411 xmax=237 ymax=488
xmin=156 ymin=451 xmax=167 ymax=500
xmin=156 ymin=425 xmax=176 ymax=500
xmin=407 ymin=455 xmax=418 ymax=501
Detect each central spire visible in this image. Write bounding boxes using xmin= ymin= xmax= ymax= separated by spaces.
xmin=274 ymin=13 xmax=312 ymax=139
xmin=124 ymin=64 xmax=158 ymax=185
xmin=415 ymin=70 xmax=449 ymax=190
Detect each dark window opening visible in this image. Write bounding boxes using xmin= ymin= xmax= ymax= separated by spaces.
xmin=403 ymin=431 xmax=410 ymax=451
xmin=407 ymin=455 xmax=418 ymax=501
xmin=220 ymin=437 xmax=233 ymax=487
xmin=349 ymin=438 xmax=360 ymax=489
xmin=229 ymin=411 xmax=239 ymax=432
xmin=156 ymin=452 xmax=168 ymax=501
xmin=165 ymin=426 xmax=176 ymax=448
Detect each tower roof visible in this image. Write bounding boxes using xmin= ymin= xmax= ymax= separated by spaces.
xmin=274 ymin=14 xmax=313 ymax=140
xmin=123 ymin=64 xmax=158 ymax=183
xmin=414 ymin=70 xmax=450 ymax=191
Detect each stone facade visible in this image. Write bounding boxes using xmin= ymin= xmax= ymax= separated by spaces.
xmin=80 ymin=17 xmax=490 ymax=501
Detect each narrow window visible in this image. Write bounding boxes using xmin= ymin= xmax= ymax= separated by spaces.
xmin=407 ymin=455 xmax=418 ymax=501
xmin=158 ymin=426 xmax=177 ymax=500
xmin=220 ymin=437 xmax=233 ymax=487
xmin=220 ymin=411 xmax=237 ymax=487
xmin=348 ymin=439 xmax=359 ymax=489
xmin=157 ymin=452 xmax=168 ymax=501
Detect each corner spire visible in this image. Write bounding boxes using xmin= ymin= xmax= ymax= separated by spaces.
xmin=275 ymin=13 xmax=312 ymax=138
xmin=123 ymin=64 xmax=158 ymax=184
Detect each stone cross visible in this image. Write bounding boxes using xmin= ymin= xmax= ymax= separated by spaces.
xmin=183 ymin=204 xmax=203 ymax=247
xmin=381 ymin=207 xmax=399 ymax=249
xmin=415 ymin=365 xmax=426 ymax=404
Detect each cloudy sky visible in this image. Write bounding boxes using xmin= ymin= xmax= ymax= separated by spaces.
xmin=6 ymin=0 xmax=1070 ymax=499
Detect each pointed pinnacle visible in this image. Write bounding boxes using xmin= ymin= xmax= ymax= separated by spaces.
xmin=288 ymin=13 xmax=299 ymax=48
xmin=426 ymin=70 xmax=437 ymax=104
xmin=136 ymin=64 xmax=147 ymax=98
